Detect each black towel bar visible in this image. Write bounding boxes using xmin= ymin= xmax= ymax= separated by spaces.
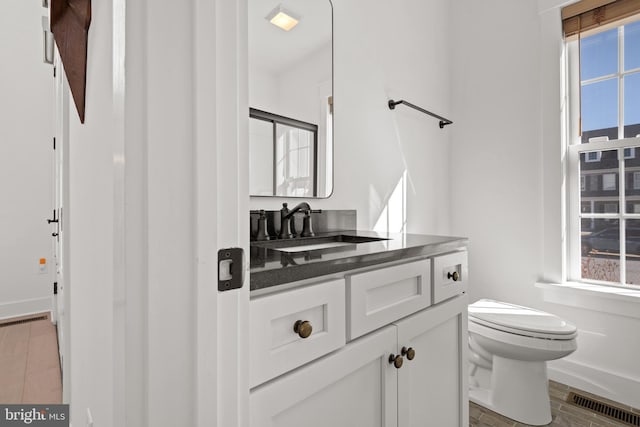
xmin=388 ymin=99 xmax=453 ymax=129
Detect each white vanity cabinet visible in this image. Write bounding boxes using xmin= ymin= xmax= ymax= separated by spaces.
xmin=396 ymin=294 xmax=468 ymax=427
xmin=249 ymin=250 xmax=468 ymax=427
xmin=250 ymin=325 xmax=399 ymax=427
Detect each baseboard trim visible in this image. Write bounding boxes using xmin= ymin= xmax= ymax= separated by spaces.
xmin=548 ymin=358 xmax=640 ymax=409
xmin=0 ymin=297 xmax=52 ymax=322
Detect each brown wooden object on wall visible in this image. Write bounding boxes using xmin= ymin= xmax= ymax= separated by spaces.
xmin=51 ymin=0 xmax=91 ymax=123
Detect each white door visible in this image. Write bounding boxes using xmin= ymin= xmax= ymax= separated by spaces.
xmin=51 ymin=54 xmax=70 ymax=400
xmin=250 ymin=325 xmax=399 ymax=427
xmin=396 ymin=296 xmax=468 ymax=427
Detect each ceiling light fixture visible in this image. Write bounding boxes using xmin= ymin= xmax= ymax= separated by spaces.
xmin=265 ymin=4 xmax=300 ymax=32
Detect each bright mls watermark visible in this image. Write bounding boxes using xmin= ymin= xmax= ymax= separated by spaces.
xmin=0 ymin=405 xmax=69 ymax=426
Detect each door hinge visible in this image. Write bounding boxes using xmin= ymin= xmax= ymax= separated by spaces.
xmin=53 ymin=282 xmax=58 ymax=295
xmin=218 ymin=248 xmax=245 ymax=291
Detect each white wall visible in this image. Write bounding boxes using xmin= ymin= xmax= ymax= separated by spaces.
xmin=250 ymin=0 xmax=454 ymax=236
xmin=277 ymin=43 xmax=331 ymax=125
xmin=65 ymin=0 xmax=117 ymax=423
xmin=451 ymin=0 xmax=640 ymax=409
xmin=451 ymin=0 xmax=543 ymax=306
xmin=0 ymin=0 xmax=53 ymax=318
xmin=60 ymin=0 xmax=250 ymax=425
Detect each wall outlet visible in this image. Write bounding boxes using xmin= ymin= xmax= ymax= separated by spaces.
xmin=38 ymin=258 xmax=48 ymax=274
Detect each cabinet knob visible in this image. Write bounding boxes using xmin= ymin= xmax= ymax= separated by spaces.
xmin=401 ymin=346 xmax=416 ymax=361
xmin=388 ymin=354 xmax=403 ymax=369
xmin=293 ymin=320 xmax=313 ymax=339
xmin=447 ymin=271 xmax=459 ymax=281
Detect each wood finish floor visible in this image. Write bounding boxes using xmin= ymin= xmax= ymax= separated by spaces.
xmin=0 ymin=313 xmax=62 ymax=404
xmin=471 ymin=380 xmax=640 ymax=427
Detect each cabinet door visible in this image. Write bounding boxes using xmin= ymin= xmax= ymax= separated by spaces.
xmin=395 ymin=295 xmax=468 ymax=427
xmin=250 ymin=325 xmax=398 ymax=427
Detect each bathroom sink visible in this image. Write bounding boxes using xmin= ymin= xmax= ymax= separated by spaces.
xmin=251 ymin=234 xmax=389 ymax=253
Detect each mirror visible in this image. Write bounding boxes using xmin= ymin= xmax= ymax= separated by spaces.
xmin=249 ymin=0 xmax=333 ymax=198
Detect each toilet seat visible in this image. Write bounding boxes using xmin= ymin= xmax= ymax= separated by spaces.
xmin=469 ymin=299 xmax=577 ymax=340
xmin=467 ymin=299 xmax=578 ymax=425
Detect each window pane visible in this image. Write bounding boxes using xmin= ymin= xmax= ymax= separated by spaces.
xmin=624 ymin=147 xmax=636 ymax=159
xmin=581 ymin=78 xmax=618 ymax=134
xmin=581 ymin=28 xmax=618 ymax=80
xmin=580 ymin=150 xmax=619 ymax=213
xmin=624 ymin=72 xmax=640 ymax=138
xmin=625 ymin=158 xmax=640 ymax=214
xmin=249 ymin=118 xmax=275 ymax=196
xmin=626 ymin=219 xmax=640 ymax=286
xmin=602 ymin=173 xmax=617 ymax=191
xmin=581 ymin=219 xmax=620 ymax=283
xmin=274 ymin=124 xmax=314 ymax=197
xmin=624 ymin=21 xmax=640 ymax=71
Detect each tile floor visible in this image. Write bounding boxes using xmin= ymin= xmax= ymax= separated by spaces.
xmin=470 ymin=380 xmax=639 ymax=427
xmin=0 ymin=313 xmax=62 ymax=404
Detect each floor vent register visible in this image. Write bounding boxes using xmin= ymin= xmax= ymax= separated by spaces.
xmin=566 ymin=391 xmax=640 ymax=426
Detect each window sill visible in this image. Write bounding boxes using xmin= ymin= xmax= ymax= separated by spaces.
xmin=535 ymin=281 xmax=640 ymax=319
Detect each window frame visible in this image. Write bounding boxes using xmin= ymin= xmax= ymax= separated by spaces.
xmin=249 ymin=108 xmax=319 ymax=197
xmin=566 ymin=18 xmax=640 ymax=288
xmin=568 ymin=138 xmax=640 ymax=286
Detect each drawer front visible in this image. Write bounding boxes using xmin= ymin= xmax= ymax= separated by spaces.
xmin=347 ymin=259 xmax=431 ymax=340
xmin=432 ymin=251 xmax=468 ymax=304
xmin=249 ymin=279 xmax=346 ymax=388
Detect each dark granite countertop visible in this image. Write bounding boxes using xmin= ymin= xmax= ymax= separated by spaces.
xmin=250 ymin=230 xmax=468 ymax=292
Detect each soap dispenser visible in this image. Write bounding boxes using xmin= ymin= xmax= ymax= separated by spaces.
xmin=250 ymin=209 xmax=271 ymax=241
xmin=255 ymin=210 xmax=270 ymax=241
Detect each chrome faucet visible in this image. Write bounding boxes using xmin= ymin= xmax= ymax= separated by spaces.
xmin=279 ymin=202 xmax=316 ymax=239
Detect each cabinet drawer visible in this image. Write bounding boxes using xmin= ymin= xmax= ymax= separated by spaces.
xmin=347 ymin=259 xmax=431 ymax=340
xmin=432 ymin=251 xmax=468 ymax=304
xmin=249 ymin=279 xmax=346 ymax=388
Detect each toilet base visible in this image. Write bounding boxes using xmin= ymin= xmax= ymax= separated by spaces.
xmin=470 ymin=355 xmax=552 ymax=426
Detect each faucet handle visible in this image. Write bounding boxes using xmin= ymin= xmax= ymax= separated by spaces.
xmin=300 ymin=210 xmax=315 ymax=237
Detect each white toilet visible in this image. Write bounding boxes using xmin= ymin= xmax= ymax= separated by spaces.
xmin=468 ymin=299 xmax=577 ymax=426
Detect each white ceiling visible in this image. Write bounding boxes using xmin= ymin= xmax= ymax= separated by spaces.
xmin=249 ymin=0 xmax=332 ymax=75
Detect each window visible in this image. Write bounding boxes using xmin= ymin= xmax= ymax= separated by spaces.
xmin=585 ymin=151 xmax=601 ymax=162
xmin=249 ymin=108 xmax=318 ymax=197
xmin=602 ymin=173 xmax=617 ymax=191
xmin=567 ymin=12 xmax=640 ymax=287
xmin=625 ymin=147 xmax=636 ymax=159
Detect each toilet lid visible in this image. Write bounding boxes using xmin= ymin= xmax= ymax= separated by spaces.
xmin=468 ymin=299 xmax=577 ymax=337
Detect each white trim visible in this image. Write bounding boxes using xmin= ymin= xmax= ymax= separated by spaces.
xmin=570 ymin=136 xmax=640 ymax=153
xmin=548 ymin=358 xmax=640 ymax=409
xmin=0 ymin=297 xmax=52 ymax=321
xmin=535 ymin=281 xmax=640 ymax=319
